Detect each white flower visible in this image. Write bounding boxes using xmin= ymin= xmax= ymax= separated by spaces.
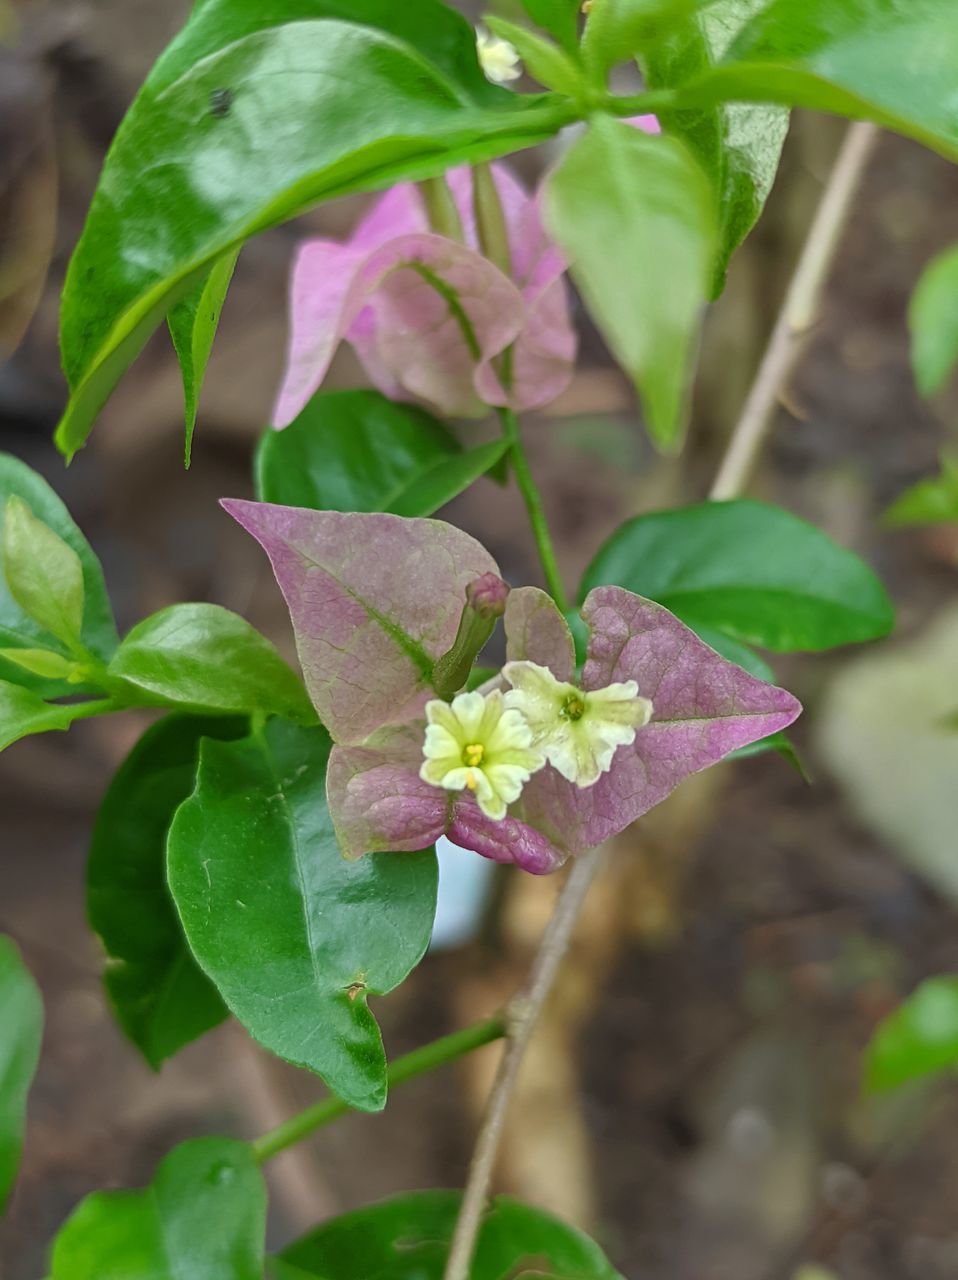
xmin=420 ymin=689 xmax=545 ymax=820
xmin=476 ymin=27 xmax=523 ymax=84
xmin=503 ymin=661 xmax=653 ymax=787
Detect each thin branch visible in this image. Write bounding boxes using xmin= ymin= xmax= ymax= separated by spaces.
xmin=252 ymin=1015 xmax=506 ymax=1165
xmin=709 ymin=122 xmax=879 ymax=502
xmin=442 ymin=844 xmax=607 ymax=1280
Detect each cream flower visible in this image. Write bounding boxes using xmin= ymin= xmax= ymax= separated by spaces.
xmin=420 ymin=689 xmax=545 ymax=820
xmin=503 ymin=661 xmax=653 ymax=788
xmin=476 ymin=27 xmax=522 ymax=84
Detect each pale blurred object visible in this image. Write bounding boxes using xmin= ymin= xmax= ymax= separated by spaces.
xmin=429 ymin=836 xmax=496 ymax=951
xmin=476 ymin=27 xmax=522 ymax=84
xmin=817 ymin=608 xmax=958 ymax=900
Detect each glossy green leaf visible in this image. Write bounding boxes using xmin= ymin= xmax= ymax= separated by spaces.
xmin=865 ymin=976 xmax=958 ymax=1092
xmin=148 ymin=0 xmax=505 ymax=102
xmin=167 ymin=248 xmax=238 ymax=465
xmin=0 ymin=935 xmax=43 ymax=1211
xmin=108 ymin=603 xmax=315 ymax=722
xmin=56 ymin=18 xmax=570 ymax=459
xmin=0 ymin=679 xmax=76 ymax=753
xmin=0 ymin=454 xmax=117 ymax=696
xmin=642 ymin=0 xmax=789 ymax=290
xmin=87 ymin=716 xmax=242 ymax=1069
xmin=281 ymin=1190 xmax=624 ymax=1279
xmin=545 ymin=116 xmax=716 ymax=450
xmin=49 ymin=1138 xmax=267 ymax=1280
xmin=2 ymin=496 xmax=85 ymax=651
xmin=255 ymin=390 xmax=509 ymax=517
xmin=519 ymin=0 xmax=581 ymax=53
xmin=581 ymin=0 xmax=711 ymax=79
xmin=683 ymin=0 xmax=958 ymax=162
xmin=484 ymin=17 xmax=585 ymax=98
xmin=909 ymin=244 xmax=958 ymax=396
xmin=885 ymin=455 xmax=958 ymax=529
xmin=581 ymin=500 xmax=895 ymax=651
xmin=167 ymin=720 xmax=438 ymax=1111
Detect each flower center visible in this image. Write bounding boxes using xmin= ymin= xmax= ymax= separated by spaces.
xmin=560 ymin=693 xmax=586 ymax=722
xmin=462 ymin=742 xmax=486 ymax=767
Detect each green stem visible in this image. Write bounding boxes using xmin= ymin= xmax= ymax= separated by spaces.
xmin=498 ymin=408 xmax=569 ymax=612
xmin=604 ymin=89 xmax=679 ymax=118
xmin=251 ymin=1015 xmax=506 ymax=1165
xmin=64 ymin=696 xmax=122 ymax=722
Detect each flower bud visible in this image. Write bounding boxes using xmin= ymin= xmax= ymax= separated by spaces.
xmin=432 ymin=574 xmax=510 ymax=698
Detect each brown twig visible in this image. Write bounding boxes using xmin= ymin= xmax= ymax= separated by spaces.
xmin=709 ymin=122 xmax=879 ymax=502
xmin=442 ymin=845 xmax=607 ymax=1280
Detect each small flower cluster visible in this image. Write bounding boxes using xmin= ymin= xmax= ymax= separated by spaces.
xmin=420 ymin=665 xmax=653 ymax=821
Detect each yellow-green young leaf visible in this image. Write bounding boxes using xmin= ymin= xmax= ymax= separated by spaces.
xmin=0 ymin=453 xmax=117 ymax=698
xmin=865 ymin=976 xmax=958 ymax=1092
xmin=909 ymin=244 xmax=958 ymax=397
xmin=0 ymin=935 xmax=43 ymax=1211
xmin=167 ymin=247 xmax=238 ymax=465
xmin=884 ymin=455 xmax=958 ymax=530
xmin=0 ymin=648 xmax=80 ymax=680
xmin=50 ymin=1138 xmax=267 ymax=1280
xmin=2 ymin=496 xmax=85 ymax=652
xmin=581 ymin=0 xmax=712 ymax=80
xmin=484 ymin=16 xmax=585 ymax=98
xmin=545 ymin=117 xmax=716 ymax=451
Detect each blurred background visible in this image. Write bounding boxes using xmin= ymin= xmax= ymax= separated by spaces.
xmin=2 ymin=2 xmax=958 ymax=1277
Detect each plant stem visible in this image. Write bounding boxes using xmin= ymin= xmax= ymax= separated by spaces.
xmin=64 ymin=696 xmax=121 ymax=722
xmin=709 ymin=122 xmax=879 ymax=502
xmin=442 ymin=844 xmax=607 ymax=1280
xmin=498 ymin=408 xmax=570 ymax=612
xmin=251 ymin=1015 xmax=506 ymax=1165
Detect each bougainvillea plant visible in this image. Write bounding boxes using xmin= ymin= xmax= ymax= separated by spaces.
xmin=1 ymin=0 xmax=956 ymax=1276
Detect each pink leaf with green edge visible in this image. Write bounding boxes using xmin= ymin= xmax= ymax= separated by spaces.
xmin=514 ymin=586 xmax=802 ymax=854
xmin=221 ymin=502 xmax=499 ymax=746
xmin=273 ymin=165 xmax=576 ymax=427
xmin=504 ymin=585 xmax=575 ymax=680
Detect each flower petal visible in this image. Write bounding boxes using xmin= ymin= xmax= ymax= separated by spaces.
xmin=272 ymin=239 xmax=366 ymax=428
xmin=222 ymin=502 xmax=499 ymax=745
xmin=513 ymin=586 xmax=802 ymax=853
xmin=504 ymin=587 xmax=576 ymax=681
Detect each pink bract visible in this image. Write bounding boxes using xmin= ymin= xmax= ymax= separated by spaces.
xmin=273 ymin=166 xmax=577 ymax=427
xmin=225 ymin=503 xmax=802 ymax=875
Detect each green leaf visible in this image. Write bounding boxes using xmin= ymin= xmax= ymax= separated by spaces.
xmin=642 ymin=0 xmax=789 ymax=290
xmin=581 ymin=0 xmax=711 ymax=79
xmin=581 ymin=499 xmax=895 ymax=651
xmin=148 ymin=0 xmax=505 ymax=103
xmin=49 ymin=1137 xmax=267 ymax=1280
xmin=682 ymin=0 xmax=958 ymax=163
xmin=519 ymin=0 xmax=581 ymax=53
xmin=0 ymin=453 xmax=117 ymax=697
xmin=0 ymin=935 xmax=43 ymax=1211
xmin=0 ymin=679 xmax=76 ymax=753
xmin=108 ymin=603 xmax=315 ymax=722
xmin=167 ymin=720 xmax=438 ymax=1111
xmin=87 ymin=715 xmax=242 ymax=1069
xmin=909 ymin=244 xmax=958 ymax=396
xmin=2 ymin=496 xmax=85 ymax=651
xmin=885 ymin=455 xmax=958 ymax=529
xmin=484 ymin=17 xmax=585 ymax=98
xmin=167 ymin=248 xmax=238 ymax=465
xmin=0 ymin=648 xmax=79 ymax=681
xmin=281 ymin=1190 xmax=625 ymax=1279
xmin=56 ymin=17 xmax=570 ymax=459
xmin=255 ymin=390 xmax=509 ymax=517
xmin=546 ymin=117 xmax=716 ymax=451
xmin=865 ymin=976 xmax=958 ymax=1092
